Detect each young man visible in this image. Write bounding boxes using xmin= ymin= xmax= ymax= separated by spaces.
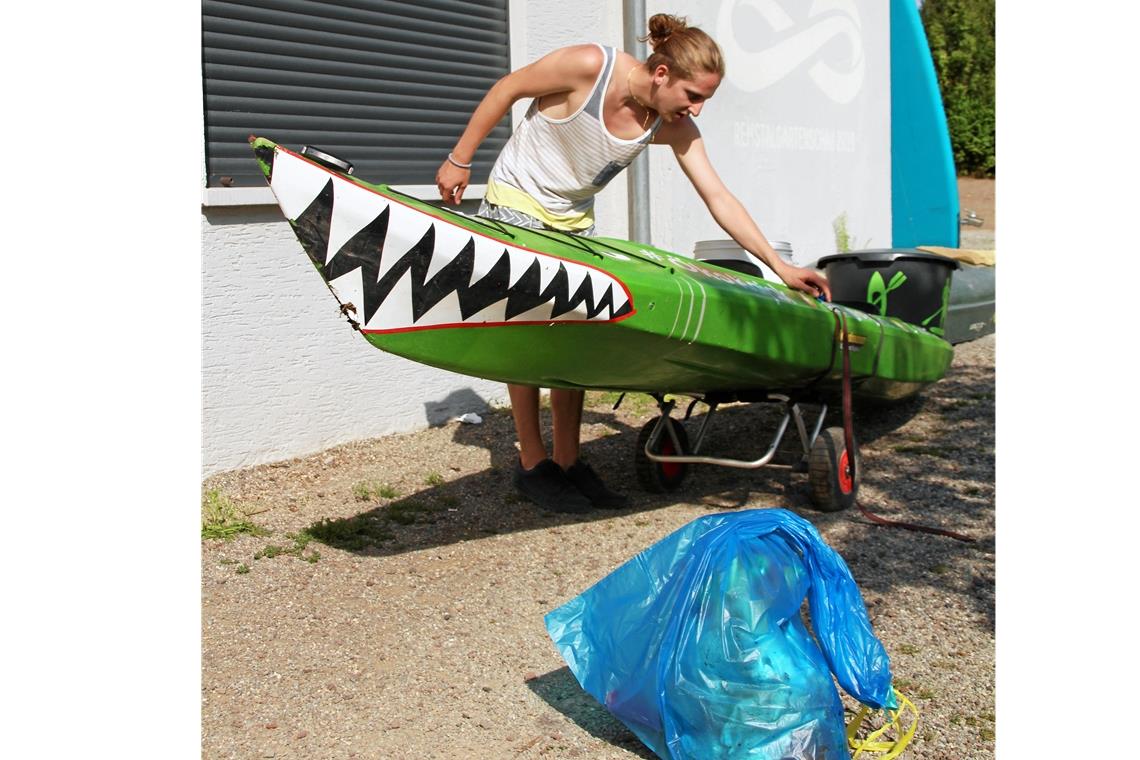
xmin=436 ymin=15 xmax=831 ymax=514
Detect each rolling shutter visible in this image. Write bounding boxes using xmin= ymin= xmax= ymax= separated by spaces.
xmin=203 ymin=0 xmax=511 ymax=187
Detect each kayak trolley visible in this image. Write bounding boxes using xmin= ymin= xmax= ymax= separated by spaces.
xmin=631 ymin=391 xmax=860 ymax=512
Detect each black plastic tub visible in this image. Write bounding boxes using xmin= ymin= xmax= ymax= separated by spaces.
xmin=816 ymin=249 xmax=959 ymax=336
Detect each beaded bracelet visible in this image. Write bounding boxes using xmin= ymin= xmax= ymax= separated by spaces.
xmin=447 ymin=152 xmax=473 ymax=170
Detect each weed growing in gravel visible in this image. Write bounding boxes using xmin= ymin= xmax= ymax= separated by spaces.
xmin=591 ymin=390 xmax=660 ymax=416
xmin=424 ymin=472 xmax=445 ymax=486
xmin=353 ymin=480 xmax=399 ymax=501
xmin=255 ymin=544 xmax=287 ymax=559
xmin=201 ymin=489 xmax=268 ymax=541
xmin=898 ymin=644 xmax=920 ymax=655
xmin=388 ymin=500 xmax=439 ymax=525
xmin=306 ymin=515 xmax=394 ymax=550
xmin=235 ymin=563 xmax=250 ymax=574
xmin=253 ymin=531 xmax=321 ymax=564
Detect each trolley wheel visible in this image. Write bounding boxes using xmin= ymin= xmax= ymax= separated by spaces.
xmin=808 ymin=427 xmax=861 ymax=512
xmin=300 ymin=146 xmax=354 ymax=175
xmin=635 ymin=417 xmax=691 ymax=493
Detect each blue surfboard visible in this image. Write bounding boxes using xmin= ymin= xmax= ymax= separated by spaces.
xmin=891 ymin=0 xmax=959 ymax=248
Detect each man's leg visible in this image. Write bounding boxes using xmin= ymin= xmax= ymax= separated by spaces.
xmin=552 ymin=389 xmax=631 ymax=510
xmin=550 ymin=388 xmax=585 ymax=469
xmin=508 ymin=383 xmax=590 ymax=513
xmin=508 ymin=383 xmax=547 ymax=469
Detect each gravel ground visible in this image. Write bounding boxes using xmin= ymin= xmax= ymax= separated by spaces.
xmin=958 ymin=177 xmax=995 ymax=251
xmin=202 ymin=334 xmax=995 ymax=760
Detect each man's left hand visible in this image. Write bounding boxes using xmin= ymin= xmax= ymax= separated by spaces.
xmin=777 ymin=264 xmax=832 ymax=302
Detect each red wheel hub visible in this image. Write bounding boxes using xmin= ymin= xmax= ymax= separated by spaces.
xmin=660 ymin=433 xmax=682 ymax=479
xmin=838 ymin=449 xmax=854 ymax=494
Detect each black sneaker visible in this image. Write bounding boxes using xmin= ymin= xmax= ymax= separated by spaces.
xmin=513 ymin=459 xmax=592 ymax=514
xmin=565 ymin=461 xmax=630 ymax=510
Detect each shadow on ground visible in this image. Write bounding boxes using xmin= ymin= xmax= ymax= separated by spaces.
xmin=300 ymin=355 xmax=994 ymax=628
xmin=526 ymin=667 xmax=657 ymax=759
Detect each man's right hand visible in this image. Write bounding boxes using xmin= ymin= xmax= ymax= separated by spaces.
xmin=436 ymin=160 xmax=470 ymax=205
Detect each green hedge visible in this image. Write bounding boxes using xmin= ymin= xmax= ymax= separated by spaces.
xmin=921 ymin=0 xmax=995 ymax=177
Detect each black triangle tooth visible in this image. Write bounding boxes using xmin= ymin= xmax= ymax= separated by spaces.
xmin=411 ymin=236 xmax=476 ymax=322
xmin=505 ymin=258 xmax=550 ymax=319
xmin=365 ymin=224 xmax=435 ymax=324
xmin=457 ymin=249 xmax=513 ymax=320
xmin=325 ymin=205 xmax=390 ymax=284
xmin=551 ymin=268 xmax=593 ymax=319
xmin=586 ymin=280 xmax=615 ymax=319
xmin=542 ymin=263 xmax=572 ymax=316
xmin=612 ymin=298 xmax=633 ymax=319
xmin=290 ymin=179 xmax=335 ymax=270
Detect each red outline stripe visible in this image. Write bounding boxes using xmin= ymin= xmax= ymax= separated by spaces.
xmin=274 ymin=143 xmax=636 ymax=309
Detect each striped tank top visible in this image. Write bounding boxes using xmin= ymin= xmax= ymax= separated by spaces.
xmin=484 ymin=44 xmax=663 ymax=232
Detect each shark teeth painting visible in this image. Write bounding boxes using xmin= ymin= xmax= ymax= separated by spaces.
xmin=262 ymin=144 xmax=634 ymax=333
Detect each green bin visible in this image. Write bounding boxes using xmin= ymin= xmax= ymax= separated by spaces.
xmin=816 ymin=249 xmax=959 ymax=336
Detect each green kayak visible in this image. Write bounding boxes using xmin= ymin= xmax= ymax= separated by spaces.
xmin=250 ymin=137 xmax=952 ymax=403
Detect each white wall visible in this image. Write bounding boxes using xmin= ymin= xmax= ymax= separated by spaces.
xmin=644 ymin=0 xmax=892 ymax=265
xmin=201 ymin=1 xmax=626 ymax=478
xmin=201 ymin=206 xmax=511 ymax=477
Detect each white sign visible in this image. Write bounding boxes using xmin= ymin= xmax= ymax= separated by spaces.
xmin=647 ymin=0 xmax=891 ymax=265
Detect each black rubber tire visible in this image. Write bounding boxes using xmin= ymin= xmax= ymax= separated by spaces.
xmin=635 ymin=417 xmax=690 ymax=493
xmin=808 ymin=427 xmax=861 ymax=512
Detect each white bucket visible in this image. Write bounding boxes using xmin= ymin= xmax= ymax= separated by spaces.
xmin=693 ymin=239 xmax=794 ymax=282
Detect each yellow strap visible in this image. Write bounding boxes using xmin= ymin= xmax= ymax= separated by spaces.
xmin=846 ymin=688 xmax=919 ymax=760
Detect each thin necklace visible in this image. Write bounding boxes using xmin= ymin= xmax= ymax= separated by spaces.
xmin=626 ymin=67 xmax=652 ymax=130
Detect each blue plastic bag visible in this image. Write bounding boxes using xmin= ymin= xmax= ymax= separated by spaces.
xmin=545 ymin=509 xmax=897 ymax=759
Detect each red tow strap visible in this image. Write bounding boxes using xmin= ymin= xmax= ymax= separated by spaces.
xmin=833 ymin=309 xmax=975 ymax=544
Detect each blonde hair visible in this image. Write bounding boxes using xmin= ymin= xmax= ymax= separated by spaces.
xmin=641 ymin=13 xmax=725 ymax=80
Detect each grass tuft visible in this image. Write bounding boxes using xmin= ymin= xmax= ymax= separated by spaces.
xmin=388 ymin=500 xmax=438 ymax=525
xmin=201 ymin=489 xmax=268 ymax=541
xmin=591 ymin=390 xmax=659 ymax=416
xmin=305 ymin=515 xmax=394 ymax=551
xmin=253 ymin=530 xmax=322 ymax=563
xmin=353 ymin=480 xmax=399 ymax=501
